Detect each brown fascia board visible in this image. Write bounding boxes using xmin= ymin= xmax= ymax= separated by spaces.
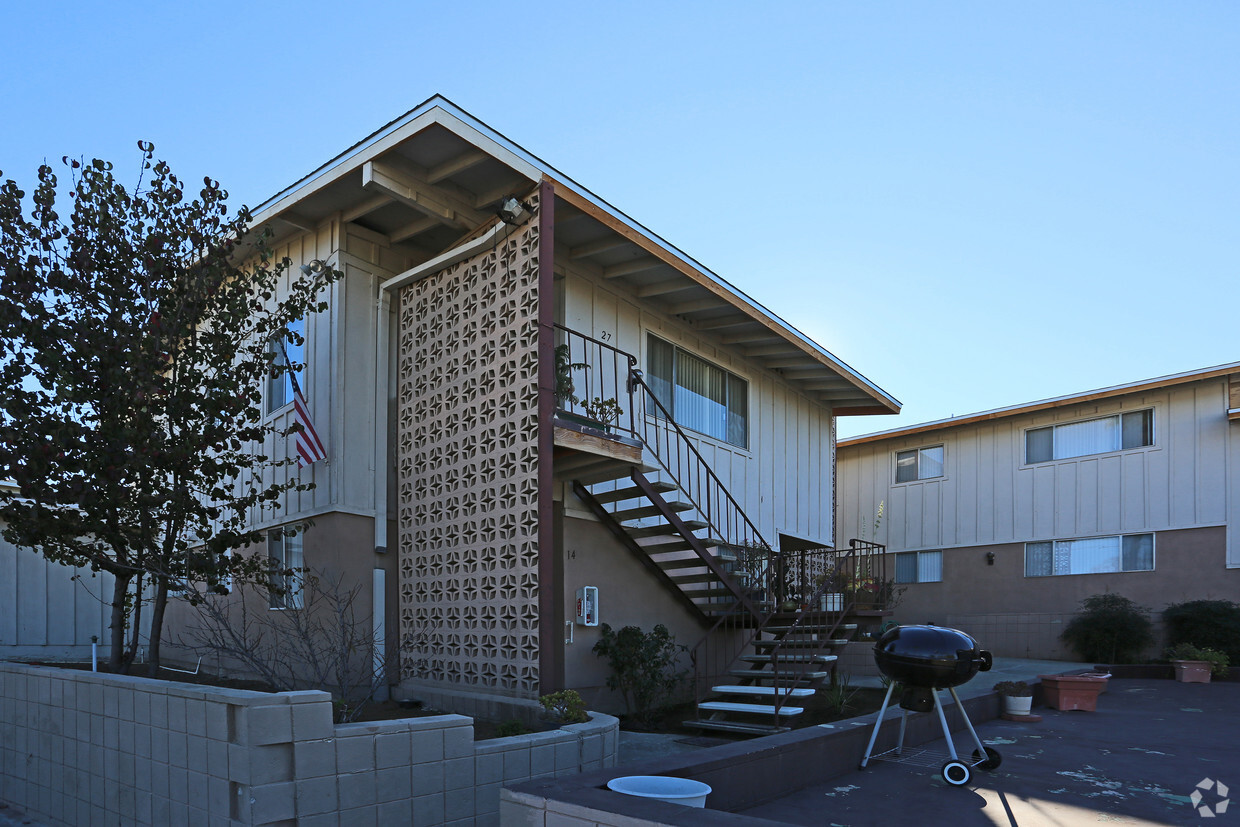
xmin=839 ymin=361 xmax=1240 ymax=448
xmin=548 ymin=181 xmax=900 ymax=415
xmin=242 ymin=95 xmax=901 ymax=414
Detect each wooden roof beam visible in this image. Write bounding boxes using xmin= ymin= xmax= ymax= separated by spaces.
xmin=603 ymin=256 xmax=663 ymax=280
xmin=342 ymin=194 xmax=392 ymax=224
xmin=390 ymin=215 xmax=440 ymax=243
xmin=692 ymin=316 xmax=752 ymax=331
xmin=276 ymin=210 xmax=317 ymax=231
xmin=569 ymin=235 xmax=631 ymax=260
xmin=362 ymin=158 xmax=485 ymax=231
xmin=669 ymin=297 xmax=725 ymax=316
xmin=745 ymin=343 xmax=801 ymax=358
xmin=427 ymin=148 xmax=489 ymax=184
xmin=720 ymin=329 xmax=777 ymax=345
xmin=636 ymin=279 xmax=692 ymax=299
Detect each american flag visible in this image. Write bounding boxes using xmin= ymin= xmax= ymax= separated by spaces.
xmin=280 ymin=340 xmax=327 ymax=467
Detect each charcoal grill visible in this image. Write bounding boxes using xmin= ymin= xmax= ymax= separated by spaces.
xmin=858 ymin=624 xmax=1000 ymax=786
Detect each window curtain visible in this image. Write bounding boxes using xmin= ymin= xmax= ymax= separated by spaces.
xmin=672 ymin=349 xmax=728 ymax=442
xmin=894 ymin=553 xmax=917 ymax=583
xmin=919 ymin=446 xmax=944 ymax=479
xmin=646 ymin=335 xmax=674 ymax=413
xmin=1054 ymin=416 xmax=1119 ymax=460
xmin=1122 ymin=534 xmax=1154 ymax=571
xmin=918 ymin=550 xmax=943 ymax=583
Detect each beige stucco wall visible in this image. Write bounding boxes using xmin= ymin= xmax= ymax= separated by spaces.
xmin=159 ymin=511 xmax=395 ymax=690
xmin=889 ymin=525 xmax=1233 ymax=660
xmin=557 ymin=514 xmax=707 ymax=714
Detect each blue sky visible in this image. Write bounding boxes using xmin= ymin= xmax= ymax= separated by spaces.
xmin=2 ymin=2 xmax=1235 ymax=437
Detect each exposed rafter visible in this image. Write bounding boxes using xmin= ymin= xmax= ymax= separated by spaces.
xmin=720 ymin=329 xmax=777 ymax=345
xmin=361 ymin=158 xmax=486 ymax=231
xmin=390 ymin=216 xmax=440 ymax=243
xmin=569 ymin=235 xmax=631 ymax=260
xmin=603 ymin=256 xmax=663 ymax=280
xmin=636 ymin=279 xmax=692 ymax=299
xmin=341 ymin=194 xmax=393 ymax=224
xmin=276 ymin=211 xmax=316 ymax=231
xmin=745 ymin=343 xmax=800 ymax=358
xmin=427 ymin=148 xmax=489 ymax=184
xmin=669 ymin=297 xmax=724 ymax=316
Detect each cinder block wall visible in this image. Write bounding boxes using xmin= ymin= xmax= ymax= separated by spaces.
xmin=0 ymin=662 xmax=618 ymax=826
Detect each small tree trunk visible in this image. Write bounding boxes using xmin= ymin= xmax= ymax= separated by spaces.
xmin=108 ymin=573 xmax=132 ymax=672
xmin=147 ymin=580 xmax=170 ymax=677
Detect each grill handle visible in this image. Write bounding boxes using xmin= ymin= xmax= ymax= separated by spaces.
xmin=977 ymin=650 xmax=993 ymax=672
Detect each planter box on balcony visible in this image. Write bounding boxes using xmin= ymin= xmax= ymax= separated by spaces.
xmin=1039 ymin=674 xmax=1108 ymax=711
xmin=1171 ymin=660 xmax=1212 ymax=683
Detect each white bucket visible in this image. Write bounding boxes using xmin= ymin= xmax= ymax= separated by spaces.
xmin=606 ymin=775 xmax=712 ymax=808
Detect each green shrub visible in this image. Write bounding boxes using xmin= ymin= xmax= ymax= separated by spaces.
xmin=1060 ymin=594 xmax=1154 ymax=664
xmin=992 ymin=681 xmax=1033 ymax=697
xmin=1162 ymin=600 xmax=1240 ymax=662
xmin=495 ymin=719 xmax=529 ymax=738
xmin=539 ymin=689 xmax=589 ymax=724
xmin=1166 ymin=643 xmax=1230 ymax=677
xmin=592 ymin=623 xmax=686 ymax=729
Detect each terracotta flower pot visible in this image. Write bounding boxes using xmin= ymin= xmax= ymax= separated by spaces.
xmin=1171 ymin=660 xmax=1212 ymax=683
xmin=1039 ymin=674 xmax=1107 ymax=711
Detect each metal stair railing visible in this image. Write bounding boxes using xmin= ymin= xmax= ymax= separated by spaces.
xmin=757 ymin=539 xmax=888 ymax=718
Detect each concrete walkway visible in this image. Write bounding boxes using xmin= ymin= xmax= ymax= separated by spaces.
xmin=742 ymin=677 xmax=1238 ymax=826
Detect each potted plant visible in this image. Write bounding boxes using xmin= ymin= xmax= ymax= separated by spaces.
xmin=993 ymin=681 xmax=1034 ymax=716
xmin=581 ymin=396 xmax=624 ymax=432
xmin=1167 ymin=643 xmax=1229 ymax=683
xmin=813 ymin=569 xmax=846 ymax=612
xmin=554 ymin=344 xmax=586 ymax=410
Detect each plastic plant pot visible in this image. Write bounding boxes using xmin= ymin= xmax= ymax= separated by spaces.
xmin=606 ymin=776 xmax=712 ymax=808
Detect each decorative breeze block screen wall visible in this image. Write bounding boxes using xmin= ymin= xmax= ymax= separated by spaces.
xmin=397 ymin=200 xmax=542 ymax=697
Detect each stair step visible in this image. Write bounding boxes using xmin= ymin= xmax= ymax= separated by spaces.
xmin=624 ymin=520 xmax=709 ymax=539
xmin=711 ymin=685 xmax=815 ymax=698
xmin=741 ymin=654 xmax=837 ymax=664
xmin=681 ymin=719 xmax=789 ymax=736
xmin=754 ymin=639 xmax=849 ymax=649
xmin=728 ymin=669 xmax=830 ymax=681
xmin=640 ymin=537 xmax=722 ymax=554
xmin=765 ymin=623 xmax=858 ymax=634
xmin=668 ymin=572 xmax=726 ymax=585
xmin=589 ymin=481 xmax=677 ymax=504
xmin=613 ymin=501 xmax=693 ymax=522
xmin=698 ymin=701 xmax=803 ymax=717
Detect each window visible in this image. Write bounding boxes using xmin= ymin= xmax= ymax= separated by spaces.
xmin=894 ymin=550 xmax=943 ymax=583
xmin=895 ymin=445 xmax=944 ymax=483
xmin=1024 ymin=533 xmax=1154 ymax=577
xmin=647 ymin=334 xmax=748 ymax=448
xmin=267 ymin=317 xmax=305 ymax=414
xmin=267 ymin=527 xmax=304 ymax=609
xmin=1025 ymin=410 xmax=1152 ymax=464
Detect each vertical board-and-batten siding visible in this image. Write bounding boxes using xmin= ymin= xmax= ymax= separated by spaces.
xmin=256 ymin=222 xmax=419 ymax=530
xmin=839 ymin=379 xmax=1232 ymax=554
xmin=0 ymin=528 xmax=111 ymax=652
xmin=560 ymin=268 xmax=834 ymax=547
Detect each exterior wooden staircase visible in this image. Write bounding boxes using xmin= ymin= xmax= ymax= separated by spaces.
xmin=551 ymin=325 xmax=888 ymax=736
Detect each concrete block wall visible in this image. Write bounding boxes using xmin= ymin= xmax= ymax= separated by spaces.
xmin=0 ymin=661 xmax=618 ymax=826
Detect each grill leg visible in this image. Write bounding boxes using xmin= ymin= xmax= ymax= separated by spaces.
xmin=858 ymin=682 xmax=897 ymax=768
xmin=947 ymin=686 xmax=989 ymax=759
xmin=931 ymin=690 xmax=959 ymax=761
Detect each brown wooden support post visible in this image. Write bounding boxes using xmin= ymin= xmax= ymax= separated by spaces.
xmin=537 ymin=178 xmax=562 ymax=694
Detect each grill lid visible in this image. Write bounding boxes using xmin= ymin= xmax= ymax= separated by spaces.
xmin=872 ymin=624 xmax=993 ymax=691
